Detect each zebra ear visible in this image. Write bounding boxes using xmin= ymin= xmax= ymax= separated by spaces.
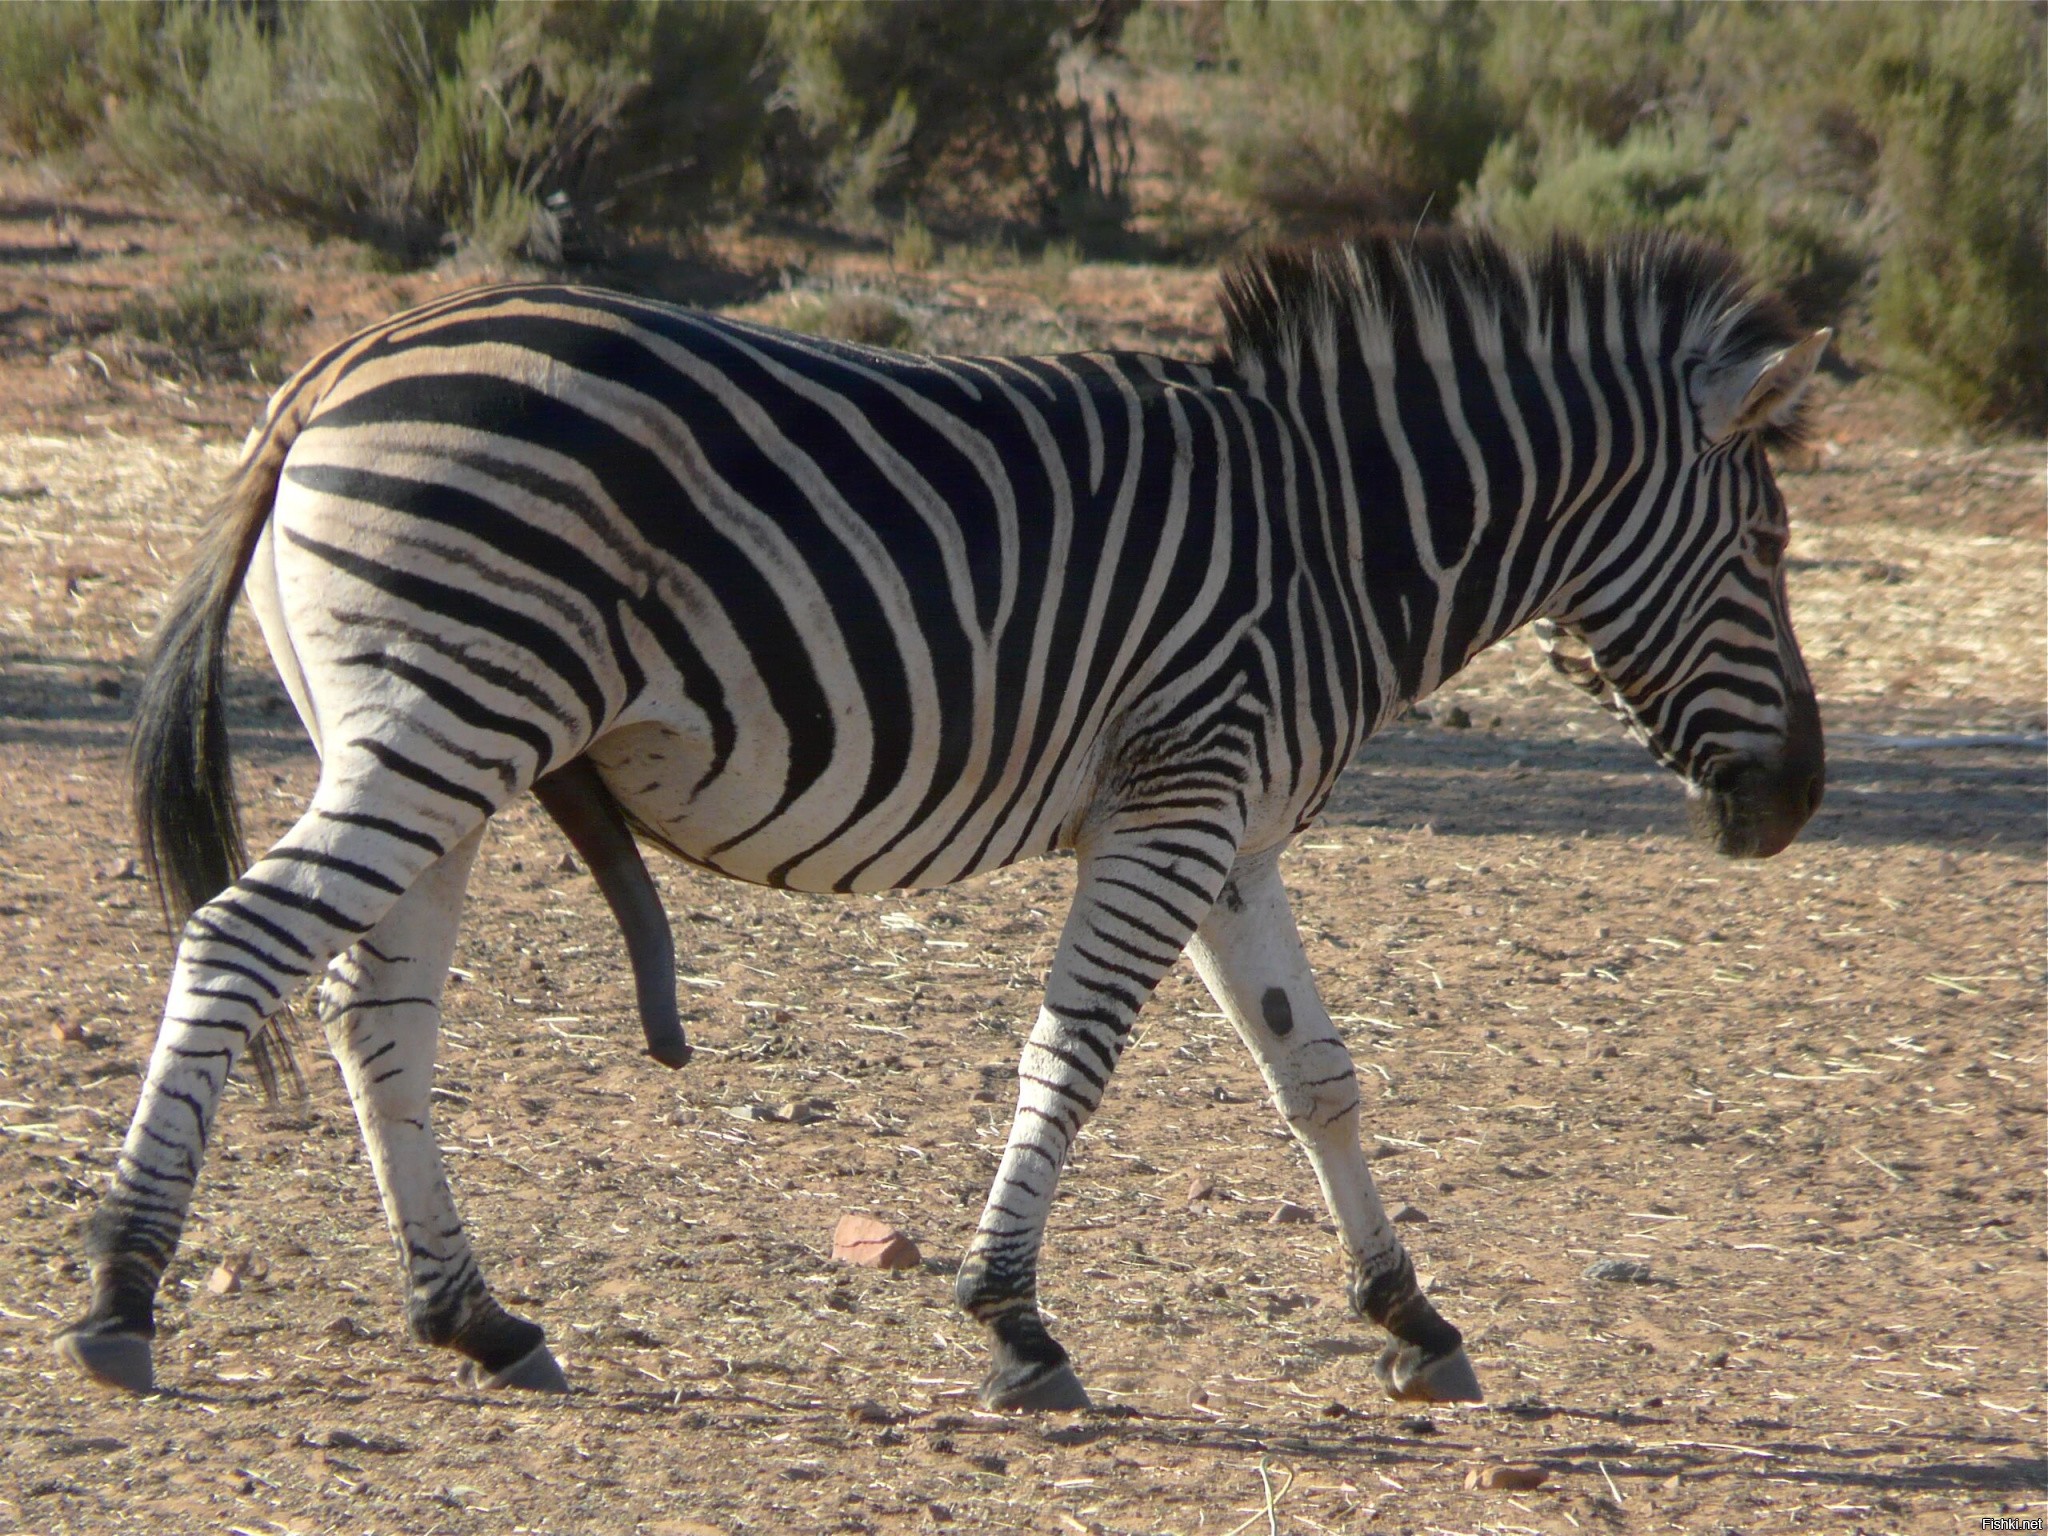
xmin=1693 ymin=328 xmax=1831 ymax=443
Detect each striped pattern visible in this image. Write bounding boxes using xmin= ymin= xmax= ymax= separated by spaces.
xmin=66 ymin=229 xmax=1824 ymax=1405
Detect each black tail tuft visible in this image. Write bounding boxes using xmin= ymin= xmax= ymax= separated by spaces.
xmin=129 ymin=447 xmax=304 ymax=1100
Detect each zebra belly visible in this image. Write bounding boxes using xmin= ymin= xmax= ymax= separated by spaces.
xmin=587 ymin=717 xmax=1078 ymax=895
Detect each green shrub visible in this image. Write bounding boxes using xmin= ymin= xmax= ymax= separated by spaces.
xmin=16 ymin=2 xmax=1100 ymax=257
xmin=1462 ymin=115 xmax=1870 ymax=326
xmin=760 ymin=1 xmax=1088 ymax=229
xmin=33 ymin=2 xmax=766 ymax=264
xmin=1137 ymin=0 xmax=1508 ymax=233
xmin=104 ymin=3 xmax=658 ymax=263
xmin=117 ymin=255 xmax=296 ymax=380
xmin=891 ymin=212 xmax=937 ymax=272
xmin=1863 ymin=4 xmax=2046 ymax=431
xmin=0 ymin=2 xmax=104 ymax=155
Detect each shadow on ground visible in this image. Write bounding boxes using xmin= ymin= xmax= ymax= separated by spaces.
xmin=5 ymin=661 xmax=2040 ymax=851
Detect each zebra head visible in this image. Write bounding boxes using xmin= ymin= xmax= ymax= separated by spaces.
xmin=1543 ymin=324 xmax=1830 ymax=859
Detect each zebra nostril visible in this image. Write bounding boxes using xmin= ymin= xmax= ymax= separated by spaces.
xmin=1802 ymin=773 xmax=1824 ymax=817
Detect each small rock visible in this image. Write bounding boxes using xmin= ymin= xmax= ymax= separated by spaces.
xmin=1465 ymin=1463 xmax=1549 ymax=1491
xmin=1438 ymin=704 xmax=1473 ymax=728
xmin=1584 ymin=1258 xmax=1655 ymax=1284
xmin=99 ymin=858 xmax=144 ymax=882
xmin=90 ymin=675 xmax=122 ymax=701
xmin=846 ymin=1398 xmax=896 ymax=1425
xmin=1186 ymin=1173 xmax=1217 ymax=1204
xmin=722 ymin=1102 xmax=784 ymax=1123
xmin=832 ymin=1213 xmax=921 ymax=1270
xmin=777 ymin=1097 xmax=835 ymax=1126
xmin=555 ymin=852 xmax=581 ymax=875
xmin=206 ymin=1251 xmax=262 ymax=1295
xmin=1268 ymin=1200 xmax=1314 ymax=1225
xmin=1320 ymin=1400 xmax=1351 ymax=1419
xmin=1399 ymin=1414 xmax=1438 ymax=1434
xmin=325 ymin=1315 xmax=371 ymax=1341
xmin=1389 ymin=1202 xmax=1429 ymax=1224
xmin=50 ymin=1017 xmax=89 ymax=1045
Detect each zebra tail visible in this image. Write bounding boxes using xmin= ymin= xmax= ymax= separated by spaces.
xmin=129 ymin=423 xmax=304 ymax=1101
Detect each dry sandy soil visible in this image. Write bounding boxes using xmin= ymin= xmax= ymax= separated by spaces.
xmin=0 ymin=171 xmax=2042 ymax=1536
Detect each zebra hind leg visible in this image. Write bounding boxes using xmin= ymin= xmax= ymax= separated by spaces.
xmin=955 ymin=821 xmax=1240 ymax=1412
xmin=317 ymin=828 xmax=564 ymax=1391
xmin=56 ymin=762 xmax=494 ymax=1394
xmin=1185 ymin=846 xmax=1483 ymax=1404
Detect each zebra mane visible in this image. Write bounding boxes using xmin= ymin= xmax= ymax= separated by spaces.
xmin=1218 ymin=226 xmax=1813 ymax=449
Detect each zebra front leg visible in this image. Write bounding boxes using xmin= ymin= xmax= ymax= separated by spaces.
xmin=957 ymin=821 xmax=1238 ymax=1412
xmin=1185 ymin=845 xmax=1482 ymax=1404
xmin=318 ymin=828 xmax=563 ymax=1391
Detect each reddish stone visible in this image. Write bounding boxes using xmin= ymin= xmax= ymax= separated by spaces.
xmin=832 ymin=1214 xmax=921 ymax=1270
xmin=1465 ymin=1464 xmax=1549 ymax=1491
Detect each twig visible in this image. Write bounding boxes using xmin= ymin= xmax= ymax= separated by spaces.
xmin=1638 ymin=1439 xmax=1786 ymax=1461
xmin=1219 ymin=1455 xmax=1294 ymax=1536
xmin=1853 ymin=1147 xmax=1906 ymax=1184
xmin=1597 ymin=1459 xmax=1626 ymax=1505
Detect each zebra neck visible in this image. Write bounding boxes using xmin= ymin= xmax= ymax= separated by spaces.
xmin=1247 ymin=333 xmax=1662 ymax=727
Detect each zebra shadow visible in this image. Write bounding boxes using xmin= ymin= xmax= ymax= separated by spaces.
xmin=1325 ymin=720 xmax=2044 ymax=852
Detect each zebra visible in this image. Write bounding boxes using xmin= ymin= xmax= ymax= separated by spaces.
xmin=57 ymin=227 xmax=1826 ymax=1411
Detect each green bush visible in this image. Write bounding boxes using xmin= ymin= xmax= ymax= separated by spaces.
xmin=1132 ymin=0 xmax=1508 ymax=232
xmin=12 ymin=1 xmax=769 ymax=264
xmin=760 ymin=1 xmax=1092 ymax=230
xmin=0 ymin=2 xmax=105 ymax=156
xmin=1864 ymin=4 xmax=2046 ymax=431
xmin=102 ymin=2 xmax=693 ymax=263
xmin=6 ymin=2 xmax=1105 ymax=257
xmin=1462 ymin=116 xmax=1869 ymax=326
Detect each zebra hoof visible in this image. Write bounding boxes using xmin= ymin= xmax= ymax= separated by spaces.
xmin=55 ymin=1328 xmax=155 ymax=1394
xmin=979 ymin=1359 xmax=1092 ymax=1413
xmin=461 ymin=1341 xmax=569 ymax=1393
xmin=1376 ymin=1340 xmax=1483 ymax=1403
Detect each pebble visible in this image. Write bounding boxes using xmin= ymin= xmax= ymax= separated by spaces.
xmin=777 ymin=1097 xmax=836 ymax=1125
xmin=1584 ymin=1258 xmax=1655 ymax=1284
xmin=832 ymin=1214 xmax=921 ymax=1270
xmin=1465 ymin=1463 xmax=1549 ymax=1491
xmin=1268 ymin=1200 xmax=1314 ymax=1225
xmin=1186 ymin=1173 xmax=1217 ymax=1204
xmin=206 ymin=1251 xmax=263 ymax=1295
xmin=846 ymin=1399 xmax=895 ymax=1425
xmin=1389 ymin=1201 xmax=1429 ymax=1224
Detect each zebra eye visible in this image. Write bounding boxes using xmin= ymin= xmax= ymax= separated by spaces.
xmin=1747 ymin=528 xmax=1787 ymax=568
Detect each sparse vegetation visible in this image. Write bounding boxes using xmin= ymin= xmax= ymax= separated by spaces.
xmin=1124 ymin=0 xmax=2043 ymax=430
xmin=779 ymin=291 xmax=916 ymax=349
xmin=1 ymin=1 xmax=2039 ymax=428
xmin=115 ymin=256 xmax=296 ymax=382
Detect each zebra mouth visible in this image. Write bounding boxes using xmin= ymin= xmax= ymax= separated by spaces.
xmin=1686 ymin=754 xmax=1825 ymax=859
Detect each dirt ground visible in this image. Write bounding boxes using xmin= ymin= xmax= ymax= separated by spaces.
xmin=0 ymin=172 xmax=2043 ymax=1536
